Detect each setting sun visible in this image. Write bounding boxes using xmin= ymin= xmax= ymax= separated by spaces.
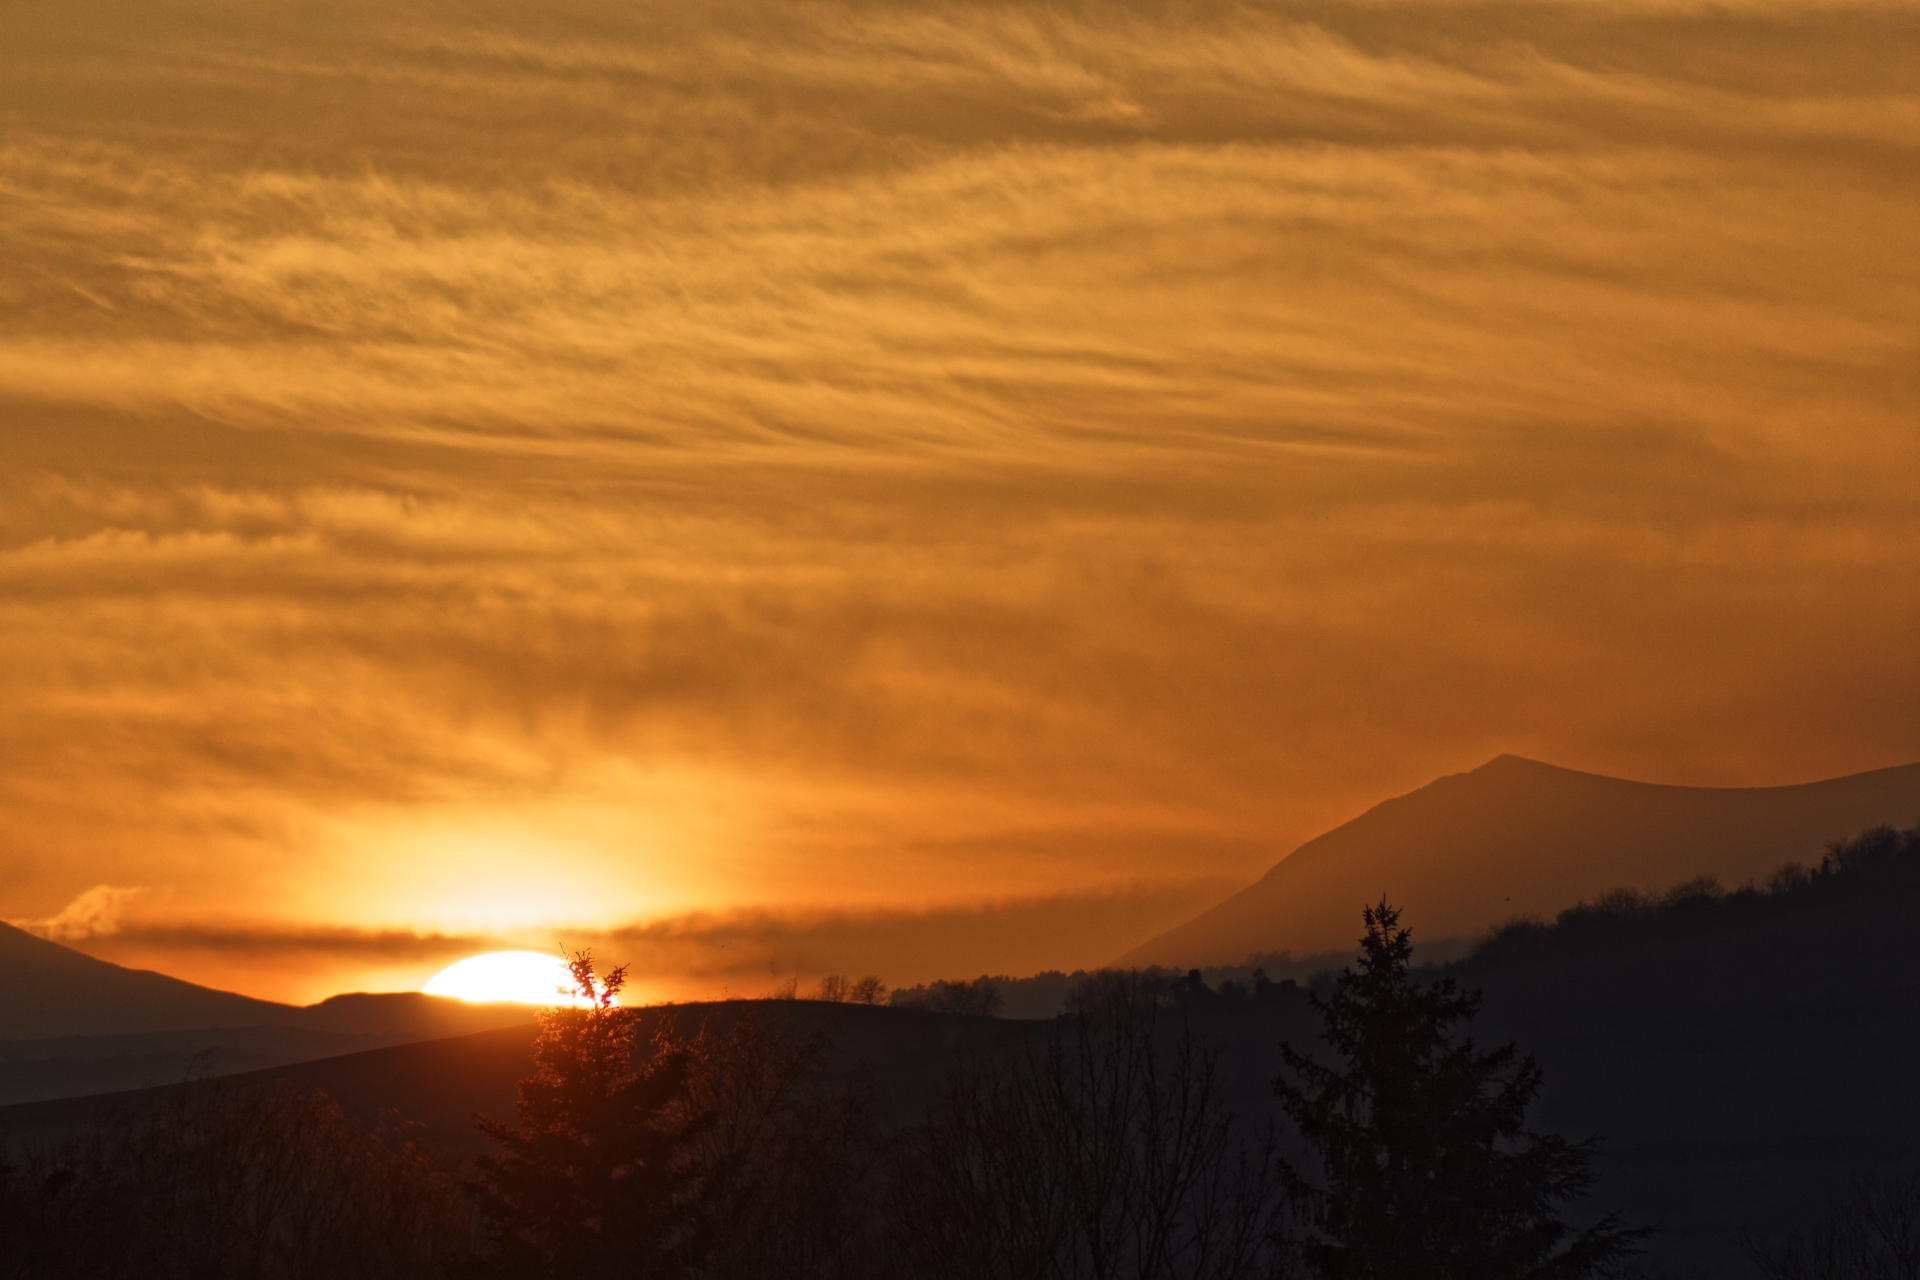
xmin=424 ymin=952 xmax=604 ymax=1006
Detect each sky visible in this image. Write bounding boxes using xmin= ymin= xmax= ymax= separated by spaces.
xmin=3 ymin=0 xmax=1917 ymax=1004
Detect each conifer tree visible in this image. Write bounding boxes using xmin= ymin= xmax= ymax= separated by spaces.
xmin=1275 ymin=901 xmax=1644 ymax=1280
xmin=468 ymin=952 xmax=706 ymax=1280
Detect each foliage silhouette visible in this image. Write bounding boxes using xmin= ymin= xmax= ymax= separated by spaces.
xmin=1748 ymin=1173 xmax=1920 ymax=1280
xmin=887 ymin=974 xmax=1004 ymax=1017
xmin=675 ymin=1007 xmax=887 ymax=1280
xmin=465 ymin=952 xmax=707 ymax=1280
xmin=466 ymin=952 xmax=882 ymax=1280
xmin=891 ymin=970 xmax=1289 ymax=1280
xmin=0 ymin=1077 xmax=468 ymax=1280
xmin=1275 ymin=901 xmax=1643 ymax=1280
xmin=807 ymin=974 xmax=887 ymax=1005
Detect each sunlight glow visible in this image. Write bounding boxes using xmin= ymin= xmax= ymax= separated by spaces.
xmin=423 ymin=951 xmax=604 ymax=1006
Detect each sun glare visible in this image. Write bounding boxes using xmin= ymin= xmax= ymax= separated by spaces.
xmin=424 ymin=951 xmax=606 ymax=1006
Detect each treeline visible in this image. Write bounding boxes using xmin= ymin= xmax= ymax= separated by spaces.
xmin=2 ymin=912 xmax=1654 ymax=1280
xmin=884 ymin=965 xmax=1308 ymax=1021
xmin=0 ymin=971 xmax=1291 ymax=1280
xmin=0 ymin=1079 xmax=471 ymax=1279
xmin=1458 ymin=823 xmax=1920 ymax=992
xmin=14 ymin=825 xmax=1920 ymax=1280
xmin=785 ymin=967 xmax=1302 ymax=1020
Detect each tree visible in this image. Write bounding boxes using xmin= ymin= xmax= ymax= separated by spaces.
xmin=0 ymin=1077 xmax=468 ymax=1280
xmin=1748 ymin=1173 xmax=1920 ymax=1280
xmin=675 ymin=1007 xmax=888 ymax=1280
xmin=891 ymin=975 xmax=1004 ymax=1017
xmin=1274 ymin=901 xmax=1643 ymax=1280
xmin=892 ymin=971 xmax=1287 ymax=1280
xmin=467 ymin=952 xmax=706 ymax=1280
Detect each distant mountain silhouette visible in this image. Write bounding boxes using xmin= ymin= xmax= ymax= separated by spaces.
xmin=1117 ymin=754 xmax=1920 ymax=968
xmin=0 ymin=922 xmax=537 ymax=1102
xmin=0 ymin=920 xmax=300 ymax=1038
xmin=14 ymin=829 xmax=1920 ymax=1274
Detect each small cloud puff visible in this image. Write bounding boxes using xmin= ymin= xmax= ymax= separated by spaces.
xmin=24 ymin=884 xmax=145 ymax=941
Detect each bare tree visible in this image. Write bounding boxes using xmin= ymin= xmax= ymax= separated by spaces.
xmin=889 ymin=971 xmax=1290 ymax=1280
xmin=1750 ymin=1176 xmax=1920 ymax=1280
xmin=0 ymin=1077 xmax=470 ymax=1280
xmin=672 ymin=1006 xmax=889 ymax=1280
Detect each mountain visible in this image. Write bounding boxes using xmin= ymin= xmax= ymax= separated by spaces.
xmin=1118 ymin=754 xmax=1920 ymax=968
xmin=0 ymin=922 xmax=537 ymax=1103
xmin=0 ymin=920 xmax=300 ymax=1038
xmin=14 ymin=831 xmax=1920 ymax=1271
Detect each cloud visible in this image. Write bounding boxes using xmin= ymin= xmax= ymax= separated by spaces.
xmin=23 ymin=884 xmax=146 ymax=941
xmin=62 ymin=882 xmax=1239 ymax=1004
xmin=1 ymin=0 xmax=1918 ymax=1002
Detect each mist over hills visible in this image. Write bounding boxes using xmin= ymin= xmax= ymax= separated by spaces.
xmin=1120 ymin=754 xmax=1920 ymax=969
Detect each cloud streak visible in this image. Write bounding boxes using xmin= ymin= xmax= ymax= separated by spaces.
xmin=51 ymin=884 xmax=1236 ymax=1004
xmin=1 ymin=0 xmax=1917 ymax=1000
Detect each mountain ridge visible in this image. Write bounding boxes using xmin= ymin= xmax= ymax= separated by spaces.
xmin=0 ymin=919 xmax=301 ymax=1039
xmin=1118 ymin=753 xmax=1920 ymax=968
xmin=0 ymin=921 xmax=536 ymax=1098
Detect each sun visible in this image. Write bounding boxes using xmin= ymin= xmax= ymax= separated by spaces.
xmin=424 ymin=951 xmax=609 ymax=1006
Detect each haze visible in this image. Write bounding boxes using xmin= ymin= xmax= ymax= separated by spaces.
xmin=3 ymin=0 xmax=1916 ymax=1003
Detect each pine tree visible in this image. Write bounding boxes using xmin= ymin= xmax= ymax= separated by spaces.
xmin=467 ymin=952 xmax=707 ymax=1280
xmin=1275 ymin=900 xmax=1644 ymax=1280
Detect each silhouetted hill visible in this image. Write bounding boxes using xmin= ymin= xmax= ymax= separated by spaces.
xmin=0 ymin=921 xmax=299 ymax=1038
xmin=14 ymin=828 xmax=1920 ymax=1272
xmin=13 ymin=825 xmax=1920 ymax=1280
xmin=1120 ymin=754 xmax=1920 ymax=967
xmin=1456 ymin=824 xmax=1920 ymax=1272
xmin=0 ymin=924 xmax=537 ymax=1103
xmin=0 ymin=1001 xmax=1046 ymax=1157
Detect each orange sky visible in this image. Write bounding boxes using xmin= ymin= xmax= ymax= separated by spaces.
xmin=3 ymin=0 xmax=1917 ymax=1004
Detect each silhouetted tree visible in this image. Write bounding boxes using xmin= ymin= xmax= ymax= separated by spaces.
xmin=1275 ymin=901 xmax=1643 ymax=1280
xmin=890 ymin=975 xmax=1003 ymax=1017
xmin=678 ymin=1008 xmax=888 ymax=1280
xmin=1749 ymin=1174 xmax=1920 ymax=1280
xmin=0 ymin=1078 xmax=468 ymax=1280
xmin=467 ymin=952 xmax=706 ymax=1280
xmin=892 ymin=971 xmax=1288 ymax=1280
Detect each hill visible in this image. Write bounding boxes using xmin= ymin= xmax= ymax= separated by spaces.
xmin=0 ymin=920 xmax=301 ymax=1038
xmin=1119 ymin=753 xmax=1920 ymax=968
xmin=0 ymin=1000 xmax=1047 ymax=1157
xmin=0 ymin=923 xmax=537 ymax=1104
xmin=11 ymin=829 xmax=1920 ymax=1276
xmin=1458 ymin=823 xmax=1920 ymax=1272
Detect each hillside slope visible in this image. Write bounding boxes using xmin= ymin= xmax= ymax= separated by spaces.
xmin=0 ymin=1001 xmax=1049 ymax=1156
xmin=12 ymin=836 xmax=1920 ymax=1277
xmin=0 ymin=924 xmax=536 ymax=1101
xmin=0 ymin=921 xmax=300 ymax=1038
xmin=1119 ymin=754 xmax=1920 ymax=967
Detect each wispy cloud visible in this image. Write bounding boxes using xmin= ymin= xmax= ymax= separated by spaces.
xmin=21 ymin=885 xmax=146 ymax=942
xmin=55 ymin=884 xmax=1235 ymax=1004
xmin=1 ymin=0 xmax=1917 ymax=1001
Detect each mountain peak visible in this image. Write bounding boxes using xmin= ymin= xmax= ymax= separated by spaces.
xmin=1118 ymin=757 xmax=1920 ymax=968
